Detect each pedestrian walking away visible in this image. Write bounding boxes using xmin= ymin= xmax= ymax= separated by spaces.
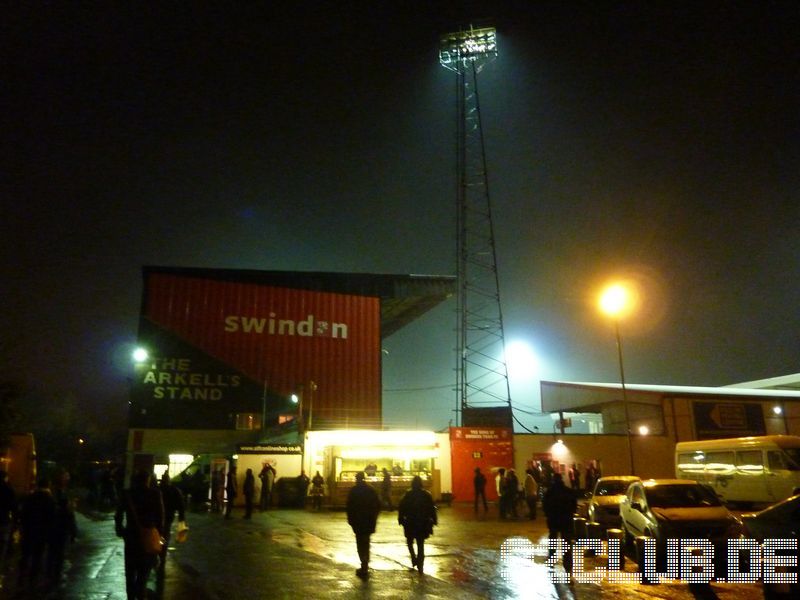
xmin=524 ymin=468 xmax=538 ymax=520
xmin=381 ymin=467 xmax=393 ymax=510
xmin=225 ymin=467 xmax=237 ymax=519
xmin=397 ymin=476 xmax=437 ymax=574
xmin=502 ymin=469 xmax=519 ymax=520
xmin=17 ymin=476 xmax=56 ymax=591
xmin=47 ymin=470 xmax=78 ymax=587
xmin=473 ymin=467 xmax=488 ymax=513
xmin=310 ymin=471 xmax=325 ymax=510
xmin=0 ymin=470 xmax=18 ymax=577
xmin=346 ymin=471 xmax=380 ymax=578
xmin=211 ymin=467 xmax=225 ymax=513
xmin=296 ymin=470 xmax=310 ymax=508
xmin=115 ymin=469 xmax=165 ymax=600
xmin=243 ymin=468 xmax=255 ymax=519
xmin=259 ymin=462 xmax=276 ymax=510
xmin=495 ymin=468 xmax=506 ymax=518
xmin=157 ymin=471 xmax=186 ymax=591
xmin=542 ymin=473 xmax=577 ymax=571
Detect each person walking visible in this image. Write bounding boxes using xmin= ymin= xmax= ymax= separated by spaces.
xmin=157 ymin=472 xmax=186 ymax=589
xmin=17 ymin=477 xmax=56 ymax=591
xmin=584 ymin=461 xmax=599 ymax=494
xmin=473 ymin=467 xmax=488 ymax=513
xmin=346 ymin=471 xmax=380 ymax=578
xmin=243 ymin=469 xmax=255 ymax=519
xmin=0 ymin=470 xmax=18 ymax=576
xmin=115 ymin=470 xmax=165 ymax=600
xmin=310 ymin=471 xmax=325 ymax=510
xmin=502 ymin=469 xmax=519 ymax=519
xmin=296 ymin=470 xmax=310 ymax=508
xmin=523 ymin=468 xmax=538 ymax=520
xmin=542 ymin=473 xmax=577 ymax=571
xmin=210 ymin=467 xmax=224 ymax=513
xmin=225 ymin=467 xmax=237 ymax=519
xmin=259 ymin=462 xmax=276 ymax=510
xmin=47 ymin=470 xmax=77 ymax=587
xmin=381 ymin=467 xmax=393 ymax=510
xmin=397 ymin=476 xmax=437 ymax=574
xmin=495 ymin=468 xmax=506 ymax=518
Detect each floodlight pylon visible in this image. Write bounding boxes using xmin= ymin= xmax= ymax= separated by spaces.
xmin=439 ymin=27 xmax=512 ymax=428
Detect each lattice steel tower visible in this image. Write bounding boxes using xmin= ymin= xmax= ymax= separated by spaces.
xmin=439 ymin=27 xmax=512 ymax=428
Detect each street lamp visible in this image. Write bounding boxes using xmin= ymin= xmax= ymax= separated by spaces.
xmin=599 ymin=283 xmax=636 ymax=475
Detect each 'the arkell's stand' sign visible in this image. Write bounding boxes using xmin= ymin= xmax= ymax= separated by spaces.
xmin=237 ymin=444 xmax=302 ymax=454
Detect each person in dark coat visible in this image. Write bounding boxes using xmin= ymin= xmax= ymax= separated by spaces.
xmin=115 ymin=470 xmax=165 ymax=600
xmin=473 ymin=467 xmax=488 ymax=513
xmin=542 ymin=473 xmax=577 ymax=569
xmin=346 ymin=471 xmax=381 ymax=578
xmin=47 ymin=470 xmax=77 ymax=586
xmin=243 ymin=468 xmax=255 ymax=518
xmin=157 ymin=472 xmax=186 ymax=586
xmin=296 ymin=470 xmax=310 ymax=508
xmin=17 ymin=476 xmax=57 ymax=590
xmin=502 ymin=469 xmax=520 ymax=519
xmin=258 ymin=463 xmax=275 ymax=510
xmin=381 ymin=468 xmax=393 ymax=510
xmin=398 ymin=476 xmax=437 ymax=573
xmin=225 ymin=467 xmax=237 ymax=519
xmin=310 ymin=471 xmax=325 ymax=510
xmin=0 ymin=470 xmax=18 ymax=574
xmin=211 ymin=467 xmax=224 ymax=513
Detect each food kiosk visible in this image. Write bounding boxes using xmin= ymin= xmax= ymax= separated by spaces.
xmin=302 ymin=430 xmax=441 ymax=506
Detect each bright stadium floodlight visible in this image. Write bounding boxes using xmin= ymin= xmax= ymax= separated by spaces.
xmin=439 ymin=27 xmax=497 ymax=71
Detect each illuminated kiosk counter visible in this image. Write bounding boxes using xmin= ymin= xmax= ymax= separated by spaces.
xmin=302 ymin=430 xmax=441 ymax=507
xmin=332 ymin=470 xmax=433 ymax=507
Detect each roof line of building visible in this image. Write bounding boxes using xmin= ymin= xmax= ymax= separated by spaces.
xmin=542 ymin=380 xmax=800 ymax=399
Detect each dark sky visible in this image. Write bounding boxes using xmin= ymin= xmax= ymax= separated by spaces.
xmin=3 ymin=2 xmax=799 ymax=434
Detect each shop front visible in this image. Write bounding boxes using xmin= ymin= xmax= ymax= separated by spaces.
xmin=303 ymin=430 xmax=441 ymax=506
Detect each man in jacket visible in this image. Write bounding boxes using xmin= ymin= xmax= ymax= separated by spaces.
xmin=398 ymin=476 xmax=437 ymax=573
xmin=346 ymin=471 xmax=380 ymax=578
xmin=473 ymin=467 xmax=488 ymax=514
xmin=543 ymin=473 xmax=577 ymax=570
xmin=115 ymin=470 xmax=165 ymax=600
xmin=524 ymin=468 xmax=538 ymax=520
xmin=157 ymin=472 xmax=185 ymax=585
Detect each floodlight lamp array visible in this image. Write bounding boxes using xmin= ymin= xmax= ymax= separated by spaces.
xmin=439 ymin=27 xmax=497 ymax=71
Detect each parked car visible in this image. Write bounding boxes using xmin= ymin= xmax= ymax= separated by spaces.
xmin=587 ymin=476 xmax=640 ymax=530
xmin=620 ymin=479 xmax=742 ymax=572
xmin=741 ymin=493 xmax=800 ymax=599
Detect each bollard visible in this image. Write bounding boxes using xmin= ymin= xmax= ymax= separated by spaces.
xmin=635 ymin=536 xmax=654 ymax=584
xmin=586 ymin=522 xmax=602 ymax=557
xmin=573 ymin=516 xmax=587 ymax=539
xmin=606 ymin=528 xmax=624 ymax=569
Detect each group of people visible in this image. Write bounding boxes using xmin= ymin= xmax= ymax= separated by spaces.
xmin=215 ymin=463 xmax=328 ymax=516
xmin=0 ymin=469 xmax=77 ymax=593
xmin=472 ymin=466 xmax=540 ymax=520
xmin=346 ymin=472 xmax=437 ymax=578
xmin=472 ymin=459 xmax=601 ymax=524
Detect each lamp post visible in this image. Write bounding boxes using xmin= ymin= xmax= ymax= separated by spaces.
xmin=599 ymin=283 xmax=636 ymax=476
xmin=307 ymin=380 xmax=317 ymax=431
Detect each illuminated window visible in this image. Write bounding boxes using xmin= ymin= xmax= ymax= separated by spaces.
xmin=168 ymin=454 xmax=194 ymax=478
xmin=735 ymin=450 xmax=764 ymax=473
xmin=235 ymin=413 xmax=262 ymax=430
xmin=704 ymin=451 xmax=734 ymax=472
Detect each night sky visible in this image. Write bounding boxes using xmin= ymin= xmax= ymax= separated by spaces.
xmin=3 ymin=2 xmax=799 ymax=435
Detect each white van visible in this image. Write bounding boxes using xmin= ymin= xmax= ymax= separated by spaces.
xmin=675 ymin=435 xmax=800 ymax=505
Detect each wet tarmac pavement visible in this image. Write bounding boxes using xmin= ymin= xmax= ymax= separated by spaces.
xmin=0 ymin=502 xmax=767 ymax=599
